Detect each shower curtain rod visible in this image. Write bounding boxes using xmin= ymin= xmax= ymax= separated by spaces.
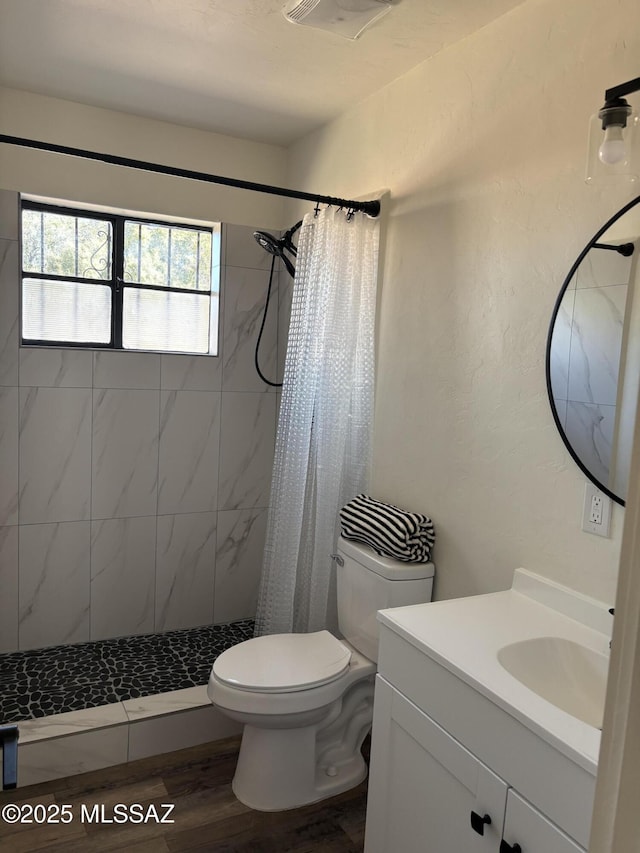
xmin=0 ymin=134 xmax=381 ymax=218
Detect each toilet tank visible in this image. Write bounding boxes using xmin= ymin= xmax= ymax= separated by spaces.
xmin=336 ymin=535 xmax=434 ymax=663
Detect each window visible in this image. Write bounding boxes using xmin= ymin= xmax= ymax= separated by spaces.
xmin=21 ymin=200 xmax=220 ymax=355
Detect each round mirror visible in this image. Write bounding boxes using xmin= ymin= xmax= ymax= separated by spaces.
xmin=546 ymin=194 xmax=640 ymax=506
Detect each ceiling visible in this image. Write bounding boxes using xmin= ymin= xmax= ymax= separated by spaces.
xmin=0 ymin=0 xmax=524 ymax=146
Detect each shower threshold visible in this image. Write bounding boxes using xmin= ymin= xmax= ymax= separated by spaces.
xmin=0 ymin=621 xmax=252 ymax=788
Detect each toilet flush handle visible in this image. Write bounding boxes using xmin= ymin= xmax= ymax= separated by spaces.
xmin=330 ymin=553 xmax=344 ymax=567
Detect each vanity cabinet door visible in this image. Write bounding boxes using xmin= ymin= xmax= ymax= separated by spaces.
xmin=501 ymin=789 xmax=586 ymax=853
xmin=364 ymin=676 xmax=508 ymax=853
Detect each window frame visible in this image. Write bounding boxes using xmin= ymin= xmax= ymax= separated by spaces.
xmin=20 ymin=199 xmax=219 ymax=355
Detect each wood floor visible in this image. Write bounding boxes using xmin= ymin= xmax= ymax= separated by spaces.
xmin=0 ymin=737 xmax=368 ymax=852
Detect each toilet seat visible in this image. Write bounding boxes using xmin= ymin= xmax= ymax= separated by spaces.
xmin=213 ymin=630 xmax=352 ymax=693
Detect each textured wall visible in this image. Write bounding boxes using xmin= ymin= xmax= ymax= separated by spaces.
xmin=0 ymin=190 xmax=284 ymax=652
xmin=0 ymin=86 xmax=288 ymax=229
xmin=286 ymin=0 xmax=640 ymax=604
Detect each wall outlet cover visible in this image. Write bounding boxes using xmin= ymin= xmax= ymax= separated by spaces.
xmin=582 ymin=482 xmax=612 ymax=537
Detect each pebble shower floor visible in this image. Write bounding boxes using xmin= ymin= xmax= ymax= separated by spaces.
xmin=0 ymin=620 xmax=254 ymax=723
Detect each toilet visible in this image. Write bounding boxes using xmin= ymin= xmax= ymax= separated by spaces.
xmin=207 ymin=535 xmax=435 ymax=811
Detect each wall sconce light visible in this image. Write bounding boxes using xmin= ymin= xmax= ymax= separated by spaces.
xmin=586 ymin=76 xmax=640 ymax=184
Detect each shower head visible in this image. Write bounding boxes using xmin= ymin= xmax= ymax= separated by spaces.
xmin=253 ymin=221 xmax=302 ymax=278
xmin=254 ymin=230 xmax=282 ymax=256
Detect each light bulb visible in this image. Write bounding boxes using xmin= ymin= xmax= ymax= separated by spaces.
xmin=599 ymin=125 xmax=627 ymax=165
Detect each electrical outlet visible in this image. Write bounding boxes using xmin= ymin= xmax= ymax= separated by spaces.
xmin=582 ymin=483 xmax=611 ymax=537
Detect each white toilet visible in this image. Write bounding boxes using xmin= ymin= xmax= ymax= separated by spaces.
xmin=207 ymin=535 xmax=435 ymax=811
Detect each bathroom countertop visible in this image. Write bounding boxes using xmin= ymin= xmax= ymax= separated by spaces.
xmin=377 ymin=568 xmax=610 ymax=775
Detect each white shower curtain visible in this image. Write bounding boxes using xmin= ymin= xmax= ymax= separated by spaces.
xmin=255 ymin=205 xmax=380 ymax=636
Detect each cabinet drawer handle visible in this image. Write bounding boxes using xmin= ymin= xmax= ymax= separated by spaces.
xmin=470 ymin=811 xmax=491 ymax=835
xmin=499 ymin=841 xmax=522 ymax=853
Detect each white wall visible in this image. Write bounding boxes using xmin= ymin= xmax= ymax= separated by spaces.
xmin=286 ymin=0 xmax=640 ymax=604
xmin=0 ymin=86 xmax=287 ymax=228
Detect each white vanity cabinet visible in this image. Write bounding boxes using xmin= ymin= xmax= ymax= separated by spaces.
xmin=364 ymin=591 xmax=600 ymax=853
xmin=365 ymin=676 xmax=585 ymax=853
xmin=365 ymin=676 xmax=508 ymax=853
xmin=502 ymin=789 xmax=583 ymax=853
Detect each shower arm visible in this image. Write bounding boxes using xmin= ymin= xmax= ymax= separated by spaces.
xmin=0 ymin=135 xmax=381 ymax=218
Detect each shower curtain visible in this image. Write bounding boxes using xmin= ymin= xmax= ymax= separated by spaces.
xmin=255 ymin=205 xmax=380 ymax=636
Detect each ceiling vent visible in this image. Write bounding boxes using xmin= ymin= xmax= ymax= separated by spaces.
xmin=282 ymin=0 xmax=392 ymax=40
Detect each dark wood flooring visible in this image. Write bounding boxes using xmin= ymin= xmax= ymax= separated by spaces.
xmin=0 ymin=737 xmax=368 ymax=852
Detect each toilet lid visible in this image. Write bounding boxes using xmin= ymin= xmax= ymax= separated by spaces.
xmin=213 ymin=630 xmax=352 ymax=693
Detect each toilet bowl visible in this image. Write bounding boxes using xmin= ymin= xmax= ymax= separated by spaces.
xmin=209 ymin=631 xmax=376 ymax=811
xmin=208 ymin=536 xmax=434 ymax=811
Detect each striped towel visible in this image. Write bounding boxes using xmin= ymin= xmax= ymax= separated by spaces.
xmin=339 ymin=494 xmax=435 ymax=563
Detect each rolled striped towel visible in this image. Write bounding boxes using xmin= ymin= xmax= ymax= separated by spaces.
xmin=339 ymin=494 xmax=435 ymax=563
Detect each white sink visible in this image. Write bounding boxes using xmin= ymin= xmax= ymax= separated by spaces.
xmin=497 ymin=636 xmax=609 ymax=729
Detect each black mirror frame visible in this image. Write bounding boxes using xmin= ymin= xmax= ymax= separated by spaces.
xmin=545 ymin=192 xmax=640 ymax=508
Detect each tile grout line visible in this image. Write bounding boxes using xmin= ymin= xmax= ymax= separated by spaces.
xmin=213 ymin=223 xmax=228 ymax=625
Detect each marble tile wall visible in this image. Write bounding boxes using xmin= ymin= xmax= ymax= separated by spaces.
xmin=0 ymin=189 xmax=289 ymax=652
